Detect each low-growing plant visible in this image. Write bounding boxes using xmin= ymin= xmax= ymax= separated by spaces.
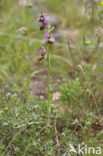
xmin=60 ymin=78 xmax=81 ymax=104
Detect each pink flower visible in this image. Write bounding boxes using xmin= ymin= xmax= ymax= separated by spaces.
xmin=39 ymin=46 xmax=47 ymax=61
xmin=38 ymin=14 xmax=48 ymax=22
xmin=41 ymin=46 xmax=47 ymax=59
xmin=42 ymin=32 xmax=55 ymax=44
xmin=38 ymin=14 xmax=50 ymax=30
xmin=40 ymin=22 xmax=50 ymax=30
xmin=42 ymin=32 xmax=49 ymax=42
xmin=44 ymin=20 xmax=50 ymax=28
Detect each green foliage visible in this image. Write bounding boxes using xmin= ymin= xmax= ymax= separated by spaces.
xmin=0 ymin=87 xmax=57 ymax=155
xmin=60 ymin=78 xmax=81 ymax=103
xmin=0 ymin=0 xmax=103 ymax=155
xmin=0 ymin=86 xmax=101 ymax=156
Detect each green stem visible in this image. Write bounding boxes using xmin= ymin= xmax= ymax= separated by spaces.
xmin=47 ymin=47 xmax=50 ymax=116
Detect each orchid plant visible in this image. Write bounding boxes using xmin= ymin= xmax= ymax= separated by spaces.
xmin=38 ymin=13 xmax=55 ymax=116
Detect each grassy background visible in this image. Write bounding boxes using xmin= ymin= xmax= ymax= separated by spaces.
xmin=0 ymin=0 xmax=103 ymax=155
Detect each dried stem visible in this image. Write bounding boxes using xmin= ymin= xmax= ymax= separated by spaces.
xmin=78 ymin=65 xmax=101 ymax=119
xmin=66 ymin=42 xmax=76 ymax=66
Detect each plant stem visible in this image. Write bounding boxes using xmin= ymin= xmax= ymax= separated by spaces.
xmin=66 ymin=42 xmax=76 ymax=66
xmin=47 ymin=47 xmax=50 ymax=116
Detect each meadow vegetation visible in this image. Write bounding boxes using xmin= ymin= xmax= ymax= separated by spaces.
xmin=0 ymin=0 xmax=103 ymax=155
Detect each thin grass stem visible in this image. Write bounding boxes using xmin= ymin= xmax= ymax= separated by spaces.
xmin=78 ymin=65 xmax=101 ymax=119
xmin=47 ymin=47 xmax=50 ymax=116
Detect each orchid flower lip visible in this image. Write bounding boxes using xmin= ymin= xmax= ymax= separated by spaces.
xmin=39 ymin=46 xmax=47 ymax=61
xmin=42 ymin=31 xmax=55 ymax=44
xmin=40 ymin=24 xmax=45 ymax=30
xmin=38 ymin=13 xmax=49 ymax=23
